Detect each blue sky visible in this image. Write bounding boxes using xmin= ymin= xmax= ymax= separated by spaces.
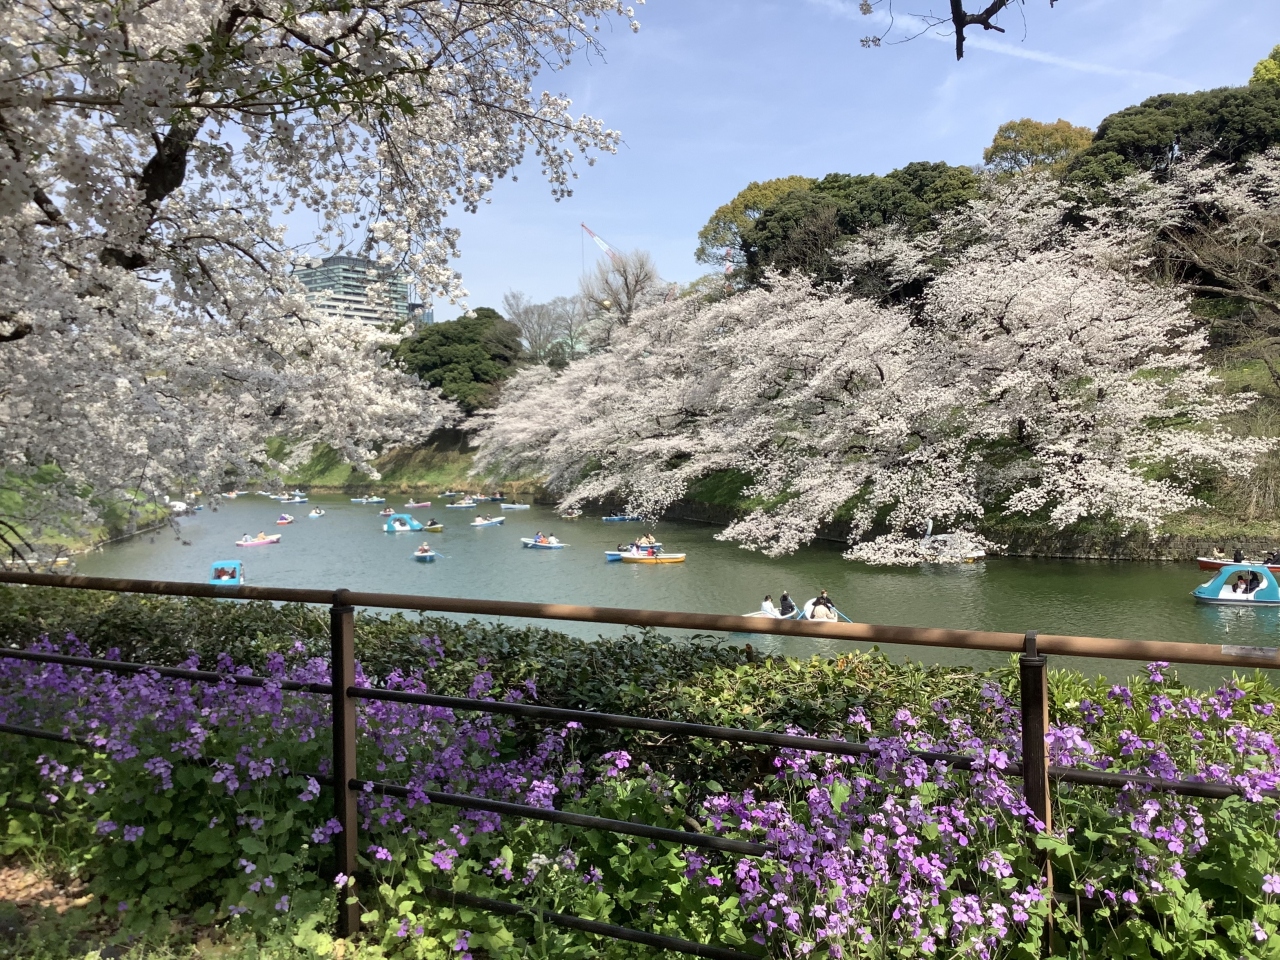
xmin=435 ymin=0 xmax=1279 ymax=315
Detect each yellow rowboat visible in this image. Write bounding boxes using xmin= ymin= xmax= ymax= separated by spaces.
xmin=424 ymin=524 xmax=444 ymax=532
xmin=620 ymin=553 xmax=686 ymax=564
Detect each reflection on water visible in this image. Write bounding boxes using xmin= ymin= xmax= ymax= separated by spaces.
xmin=72 ymin=495 xmax=1279 ymax=687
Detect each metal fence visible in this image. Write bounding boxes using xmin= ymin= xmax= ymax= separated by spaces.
xmin=1 ymin=571 xmax=1278 ymax=957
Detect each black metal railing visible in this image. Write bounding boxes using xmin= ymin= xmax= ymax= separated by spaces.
xmin=2 ymin=571 xmax=1279 ymax=957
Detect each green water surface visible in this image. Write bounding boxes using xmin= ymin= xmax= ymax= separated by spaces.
xmin=73 ymin=495 xmax=1280 ymax=685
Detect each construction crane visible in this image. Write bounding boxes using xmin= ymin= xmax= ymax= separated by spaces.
xmin=579 ymin=222 xmax=679 ymax=301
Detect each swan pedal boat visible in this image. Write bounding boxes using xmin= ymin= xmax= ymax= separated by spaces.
xmin=208 ymin=560 xmax=244 ymax=585
xmin=522 ymin=538 xmax=565 ymax=549
xmin=471 ymin=517 xmax=505 ymax=527
xmin=412 ymin=550 xmax=438 ymax=563
xmin=620 ymin=553 xmax=685 ymax=564
xmin=384 ymin=514 xmax=424 ymax=533
xmin=1192 ymin=564 xmax=1280 ymax=605
xmin=500 ymin=503 xmax=531 ymax=510
xmin=235 ymin=534 xmax=281 ymax=547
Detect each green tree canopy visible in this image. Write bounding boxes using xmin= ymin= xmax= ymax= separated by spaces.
xmin=393 ymin=307 xmax=523 ymax=412
xmin=743 ymin=161 xmax=980 ymax=282
xmin=1252 ymin=45 xmax=1280 ymax=86
xmin=694 ymin=175 xmax=816 ymax=269
xmin=983 ymin=118 xmax=1094 ymax=174
xmin=1067 ymin=83 xmax=1280 ymax=183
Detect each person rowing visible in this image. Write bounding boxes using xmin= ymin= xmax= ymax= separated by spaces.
xmin=415 ymin=541 xmax=432 ymax=556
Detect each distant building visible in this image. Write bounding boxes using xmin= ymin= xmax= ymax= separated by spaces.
xmin=293 ymin=254 xmax=411 ymax=324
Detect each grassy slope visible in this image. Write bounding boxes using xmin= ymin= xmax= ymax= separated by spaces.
xmin=283 ymin=438 xmax=545 ymax=497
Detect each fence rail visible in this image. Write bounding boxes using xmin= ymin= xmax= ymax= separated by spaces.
xmin=2 ymin=570 xmax=1279 ymax=956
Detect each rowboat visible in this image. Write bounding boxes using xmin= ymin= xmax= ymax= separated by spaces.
xmin=208 ymin=560 xmax=243 ymax=585
xmin=603 ymin=515 xmax=642 ymax=523
xmin=500 ymin=503 xmax=531 ymax=510
xmin=424 ymin=524 xmax=444 ymax=533
xmin=620 ymin=553 xmax=684 ymax=564
xmin=235 ymin=535 xmax=281 ymax=547
xmin=446 ymin=501 xmax=478 ymax=509
xmin=378 ymin=507 xmax=394 ymax=516
xmin=742 ymin=609 xmax=802 ymax=620
xmin=281 ymin=496 xmax=308 ymax=504
xmin=365 ymin=496 xmax=386 ymax=504
xmin=802 ymin=598 xmax=852 ymax=622
xmin=412 ymin=550 xmax=438 ymax=563
xmin=385 ymin=514 xmax=424 ymax=533
xmin=350 ymin=497 xmax=372 ymax=503
xmin=559 ymin=510 xmax=583 ymax=519
xmin=522 ymin=538 xmax=565 ymax=549
xmin=442 ymin=491 xmax=462 ymax=497
xmin=471 ymin=517 xmax=505 ymax=527
xmin=276 ymin=514 xmax=295 ymax=525
xmin=1193 ymin=564 xmax=1280 ymax=605
xmin=605 ymin=543 xmax=663 ymax=561
xmin=405 ymin=500 xmax=431 ymax=508
xmin=1197 ymin=557 xmax=1280 ymax=573
xmin=308 ymin=509 xmax=325 ymax=518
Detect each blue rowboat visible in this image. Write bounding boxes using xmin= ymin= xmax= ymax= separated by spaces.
xmin=446 ymin=501 xmax=478 ymax=509
xmin=523 ymin=538 xmax=565 ymax=549
xmin=500 ymin=503 xmax=531 ymax=510
xmin=1193 ymin=564 xmax=1280 ymax=605
xmin=384 ymin=514 xmax=424 ymax=533
xmin=412 ymin=550 xmax=438 ymax=563
xmin=471 ymin=517 xmax=505 ymax=527
xmin=602 ymin=515 xmax=642 ymax=523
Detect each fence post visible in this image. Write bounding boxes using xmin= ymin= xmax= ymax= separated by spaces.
xmin=331 ymin=589 xmax=359 ymax=939
xmin=1019 ymin=630 xmax=1053 ymax=945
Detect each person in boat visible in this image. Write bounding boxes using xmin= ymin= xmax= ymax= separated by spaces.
xmin=760 ymin=595 xmax=778 ymax=616
xmin=1213 ymin=546 xmax=1226 ymax=559
xmin=1234 ymin=547 xmax=1246 ymax=563
xmin=1233 ymin=575 xmax=1247 ymax=594
xmin=813 ymin=590 xmax=834 ymax=611
xmin=255 ymin=531 xmax=268 ymax=540
xmin=242 ymin=533 xmax=250 ymax=542
xmin=1247 ymin=571 xmax=1263 ymax=594
xmin=778 ymin=592 xmax=796 ymax=617
xmin=548 ymin=534 xmax=560 ymax=545
xmin=416 ymin=541 xmax=432 ymax=555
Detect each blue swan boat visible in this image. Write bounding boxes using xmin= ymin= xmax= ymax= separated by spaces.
xmin=1192 ymin=564 xmax=1280 ymax=605
xmin=208 ymin=560 xmax=243 ymax=585
xmin=384 ymin=514 xmax=424 ymax=533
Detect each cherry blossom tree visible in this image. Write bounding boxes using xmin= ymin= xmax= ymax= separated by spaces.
xmin=0 ymin=0 xmax=640 ymax=556
xmin=474 ymin=164 xmax=1272 ymax=564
